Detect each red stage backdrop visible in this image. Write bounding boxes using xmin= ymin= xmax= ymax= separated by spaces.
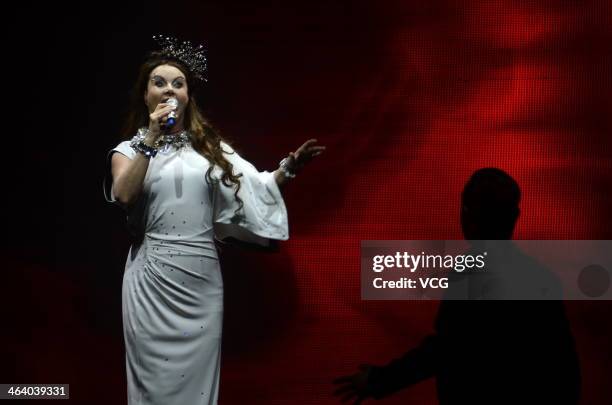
xmin=212 ymin=1 xmax=612 ymax=404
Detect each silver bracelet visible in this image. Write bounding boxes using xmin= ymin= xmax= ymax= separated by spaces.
xmin=130 ymin=128 xmax=159 ymax=158
xmin=279 ymin=157 xmax=296 ymax=178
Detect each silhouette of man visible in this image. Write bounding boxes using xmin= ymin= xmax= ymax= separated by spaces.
xmin=333 ymin=168 xmax=580 ymax=404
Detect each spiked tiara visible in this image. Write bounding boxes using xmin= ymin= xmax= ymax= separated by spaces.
xmin=152 ymin=34 xmax=208 ymax=82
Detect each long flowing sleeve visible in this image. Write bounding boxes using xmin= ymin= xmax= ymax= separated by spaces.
xmin=211 ymin=143 xmax=289 ymax=247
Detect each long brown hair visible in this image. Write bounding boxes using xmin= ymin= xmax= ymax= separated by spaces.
xmin=121 ymin=52 xmax=243 ymax=210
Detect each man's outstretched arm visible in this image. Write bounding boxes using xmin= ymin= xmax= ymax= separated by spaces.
xmin=333 ymin=335 xmax=438 ymax=403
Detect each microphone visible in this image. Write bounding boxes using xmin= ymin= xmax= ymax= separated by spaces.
xmin=166 ymin=97 xmax=179 ymax=127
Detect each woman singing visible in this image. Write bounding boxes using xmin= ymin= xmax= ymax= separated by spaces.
xmin=103 ymin=35 xmax=324 ymax=405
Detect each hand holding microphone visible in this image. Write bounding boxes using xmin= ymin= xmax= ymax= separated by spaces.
xmin=146 ymin=98 xmax=179 ymax=144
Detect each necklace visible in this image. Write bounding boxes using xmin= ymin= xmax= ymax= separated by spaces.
xmin=132 ymin=127 xmax=192 ymax=155
xmin=156 ymin=130 xmax=191 ymax=150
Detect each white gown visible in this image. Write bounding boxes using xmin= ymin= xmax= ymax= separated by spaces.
xmin=103 ymin=135 xmax=288 ymax=405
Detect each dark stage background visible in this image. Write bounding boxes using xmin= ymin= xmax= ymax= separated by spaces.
xmin=3 ymin=0 xmax=612 ymax=404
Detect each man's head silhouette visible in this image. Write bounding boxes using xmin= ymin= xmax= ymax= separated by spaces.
xmin=461 ymin=168 xmax=520 ymax=240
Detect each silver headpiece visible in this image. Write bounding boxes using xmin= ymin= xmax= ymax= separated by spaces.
xmin=152 ymin=34 xmax=208 ymax=82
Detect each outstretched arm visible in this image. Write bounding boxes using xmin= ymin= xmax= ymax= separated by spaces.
xmin=333 ymin=335 xmax=439 ymax=403
xmin=273 ymin=139 xmax=326 ymax=189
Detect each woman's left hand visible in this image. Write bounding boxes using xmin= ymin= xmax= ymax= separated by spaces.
xmin=287 ymin=139 xmax=326 ymax=173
